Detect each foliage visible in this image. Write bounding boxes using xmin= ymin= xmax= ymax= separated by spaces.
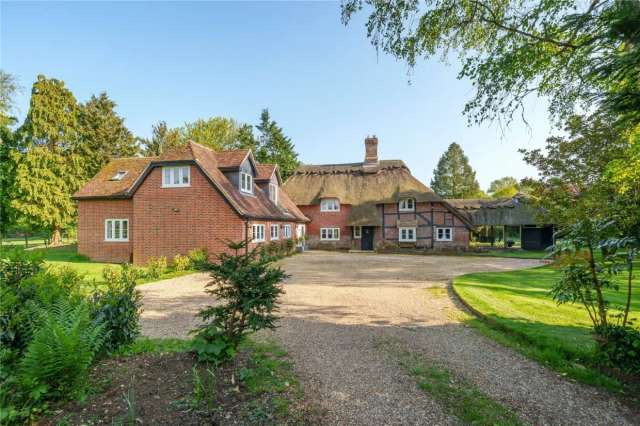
xmin=342 ymin=0 xmax=640 ymax=127
xmin=255 ymin=109 xmax=299 ymax=180
xmin=140 ymin=120 xmax=182 ymax=156
xmin=188 ymin=248 xmax=209 ymax=270
xmin=146 ymin=256 xmax=167 ymax=279
xmin=0 ymin=248 xmax=43 ymax=285
xmin=430 ymin=142 xmax=483 ymax=198
xmin=0 ymin=70 xmax=20 ymax=127
xmin=172 ymin=254 xmax=192 ymax=272
xmin=0 ymin=70 xmax=20 ymax=241
xmin=606 ymin=123 xmax=640 ymax=227
xmin=594 ymin=325 xmax=640 ymax=376
xmin=192 ymin=240 xmax=287 ymax=363
xmin=487 ymin=177 xmax=519 ymax=198
xmin=181 ymin=117 xmax=241 ymax=150
xmin=91 ymin=264 xmax=143 ymax=352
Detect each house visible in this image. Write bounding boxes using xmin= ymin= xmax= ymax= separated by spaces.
xmin=73 ymin=141 xmax=309 ymax=264
xmin=282 ymin=136 xmax=473 ymax=251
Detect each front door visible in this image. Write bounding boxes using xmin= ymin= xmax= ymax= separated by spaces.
xmin=361 ymin=227 xmax=374 ymax=250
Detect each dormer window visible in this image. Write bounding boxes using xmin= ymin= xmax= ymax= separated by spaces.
xmin=110 ymin=170 xmax=128 ymax=181
xmin=399 ymin=198 xmax=415 ymax=212
xmin=269 ymin=183 xmax=278 ymax=204
xmin=320 ymin=198 xmax=340 ymax=212
xmin=240 ymin=172 xmax=253 ymax=194
xmin=162 ymin=166 xmax=190 ymax=188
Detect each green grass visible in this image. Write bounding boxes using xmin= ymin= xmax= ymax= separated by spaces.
xmin=453 ymin=264 xmax=640 ymax=393
xmin=113 ymin=337 xmax=192 ymax=356
xmin=470 ymin=249 xmax=550 ymax=259
xmin=1 ymin=237 xmax=49 ymax=248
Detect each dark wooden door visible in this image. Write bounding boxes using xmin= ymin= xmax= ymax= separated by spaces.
xmin=361 ymin=227 xmax=374 ymax=250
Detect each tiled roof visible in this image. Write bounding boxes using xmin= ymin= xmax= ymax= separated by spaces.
xmin=73 ymin=141 xmax=308 ymax=223
xmin=255 ymin=164 xmax=276 ymax=181
xmin=215 ymin=149 xmax=250 ymax=169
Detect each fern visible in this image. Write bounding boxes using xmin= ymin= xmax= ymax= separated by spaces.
xmin=19 ymin=299 xmax=107 ymax=398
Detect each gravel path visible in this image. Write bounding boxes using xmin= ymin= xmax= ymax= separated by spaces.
xmin=139 ymin=251 xmax=637 ymax=425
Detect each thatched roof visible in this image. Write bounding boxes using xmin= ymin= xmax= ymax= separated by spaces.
xmin=347 ymin=203 xmax=382 ymax=226
xmin=445 ymin=195 xmax=547 ymax=226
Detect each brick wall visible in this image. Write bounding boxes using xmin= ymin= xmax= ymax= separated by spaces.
xmin=77 ymin=199 xmax=134 ymax=263
xmin=299 ymin=204 xmax=353 ymax=249
xmin=246 ymin=220 xmax=299 ymax=251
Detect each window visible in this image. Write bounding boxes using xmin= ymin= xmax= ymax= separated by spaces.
xmin=399 ymin=198 xmax=415 ymax=211
xmin=353 ymin=226 xmax=362 ymax=239
xmin=252 ymin=224 xmax=265 ymax=242
xmin=105 ymin=219 xmax=129 ymax=242
xmin=269 ymin=183 xmax=278 ymax=204
xmin=240 ymin=172 xmax=253 ymax=193
xmin=320 ymin=198 xmax=340 ymax=212
xmin=270 ymin=224 xmax=279 ymax=240
xmin=320 ymin=227 xmax=340 ymax=241
xmin=399 ymin=227 xmax=416 ymax=242
xmin=296 ymin=224 xmax=305 ymax=238
xmin=283 ymin=224 xmax=291 ymax=238
xmin=162 ymin=166 xmax=190 ymax=187
xmin=436 ymin=227 xmax=453 ymax=241
xmin=110 ymin=170 xmax=128 ymax=181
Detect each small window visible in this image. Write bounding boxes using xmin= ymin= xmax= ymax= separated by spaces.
xmin=296 ymin=224 xmax=305 ymax=238
xmin=110 ymin=170 xmax=128 ymax=181
xmin=320 ymin=227 xmax=340 ymax=241
xmin=269 ymin=183 xmax=278 ymax=204
xmin=162 ymin=166 xmax=190 ymax=187
xmin=353 ymin=226 xmax=362 ymax=239
xmin=283 ymin=224 xmax=292 ymax=238
xmin=320 ymin=198 xmax=340 ymax=212
xmin=270 ymin=224 xmax=279 ymax=240
xmin=105 ymin=219 xmax=129 ymax=242
xmin=252 ymin=224 xmax=265 ymax=242
xmin=399 ymin=227 xmax=416 ymax=242
xmin=240 ymin=172 xmax=253 ymax=194
xmin=436 ymin=227 xmax=453 ymax=241
xmin=399 ymin=198 xmax=415 ymax=211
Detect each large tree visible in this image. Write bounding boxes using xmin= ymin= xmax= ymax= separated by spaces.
xmin=255 ymin=109 xmax=299 ymax=179
xmin=342 ymin=0 xmax=640 ymax=127
xmin=488 ymin=176 xmax=519 ymax=198
xmin=140 ymin=120 xmax=182 ymax=156
xmin=431 ymin=142 xmax=483 ymax=198
xmin=76 ymin=92 xmax=139 ymax=179
xmin=181 ymin=117 xmax=240 ymax=151
xmin=0 ymin=70 xmax=20 ymax=241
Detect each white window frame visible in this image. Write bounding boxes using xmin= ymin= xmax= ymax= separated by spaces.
xmin=320 ymin=227 xmax=340 ymax=241
xmin=320 ymin=198 xmax=340 ymax=212
xmin=269 ymin=183 xmax=278 ymax=204
xmin=398 ymin=227 xmax=416 ymax=242
xmin=105 ymin=219 xmax=129 ymax=242
xmin=240 ymin=172 xmax=253 ymax=194
xmin=110 ymin=170 xmax=128 ymax=181
xmin=283 ymin=224 xmax=292 ymax=238
xmin=353 ymin=226 xmax=362 ymax=239
xmin=162 ymin=166 xmax=190 ymax=188
xmin=252 ymin=224 xmax=265 ymax=242
xmin=399 ymin=198 xmax=415 ymax=212
xmin=435 ymin=227 xmax=453 ymax=242
xmin=270 ymin=224 xmax=279 ymax=240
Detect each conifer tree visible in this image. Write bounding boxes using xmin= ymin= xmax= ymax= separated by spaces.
xmin=0 ymin=70 xmax=20 ymax=241
xmin=430 ymin=142 xmax=482 ymax=199
xmin=255 ymin=109 xmax=299 ymax=179
xmin=140 ymin=121 xmax=182 ymax=156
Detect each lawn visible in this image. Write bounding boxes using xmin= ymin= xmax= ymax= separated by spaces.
xmin=469 ymin=249 xmax=550 ymax=259
xmin=453 ymin=264 xmax=640 ymax=392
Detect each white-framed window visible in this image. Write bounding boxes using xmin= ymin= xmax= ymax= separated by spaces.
xmin=353 ymin=226 xmax=362 ymax=239
xmin=296 ymin=224 xmax=305 ymax=238
xmin=399 ymin=198 xmax=415 ymax=211
xmin=110 ymin=170 xmax=127 ymax=181
xmin=252 ymin=224 xmax=265 ymax=242
xmin=270 ymin=224 xmax=279 ymax=240
xmin=399 ymin=227 xmax=416 ymax=242
xmin=240 ymin=172 xmax=253 ymax=194
xmin=283 ymin=224 xmax=291 ymax=238
xmin=162 ymin=166 xmax=190 ymax=188
xmin=105 ymin=219 xmax=129 ymax=242
xmin=269 ymin=183 xmax=278 ymax=204
xmin=320 ymin=198 xmax=340 ymax=212
xmin=436 ymin=227 xmax=453 ymax=242
xmin=320 ymin=227 xmax=340 ymax=241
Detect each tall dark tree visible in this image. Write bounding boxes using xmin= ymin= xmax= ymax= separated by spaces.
xmin=76 ymin=92 xmax=139 ymax=179
xmin=255 ymin=109 xmax=299 ymax=179
xmin=140 ymin=121 xmax=182 ymax=156
xmin=0 ymin=70 xmax=20 ymax=241
xmin=431 ymin=142 xmax=482 ymax=199
xmin=232 ymin=123 xmax=258 ymax=151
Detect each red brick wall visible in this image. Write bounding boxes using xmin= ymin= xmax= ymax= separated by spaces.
xmin=132 ymin=165 xmax=245 ymax=265
xmin=299 ymin=204 xmax=353 ymax=249
xmin=246 ymin=220 xmax=299 ymax=251
xmin=77 ymin=199 xmax=133 ymax=263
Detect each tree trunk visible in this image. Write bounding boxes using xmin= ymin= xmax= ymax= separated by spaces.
xmin=24 ymin=233 xmax=29 ymax=248
xmin=51 ymin=227 xmax=63 ymax=247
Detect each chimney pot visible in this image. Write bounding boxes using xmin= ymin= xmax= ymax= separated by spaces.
xmin=363 ymin=135 xmax=379 ymax=172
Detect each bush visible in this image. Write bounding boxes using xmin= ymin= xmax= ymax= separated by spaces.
xmin=173 ymin=254 xmax=192 ymax=272
xmin=146 ymin=256 xmax=167 ymax=279
xmin=192 ymin=240 xmax=287 ymax=363
xmin=595 ymin=325 xmax=640 ymax=376
xmin=91 ymin=264 xmax=143 ymax=352
xmin=188 ymin=248 xmax=209 ymax=270
xmin=0 ymin=249 xmax=42 ymax=285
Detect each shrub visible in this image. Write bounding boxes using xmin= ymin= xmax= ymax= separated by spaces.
xmin=91 ymin=264 xmax=143 ymax=352
xmin=0 ymin=249 xmax=42 ymax=285
xmin=173 ymin=254 xmax=192 ymax=272
xmin=188 ymin=248 xmax=209 ymax=270
xmin=192 ymin=240 xmax=287 ymax=363
xmin=595 ymin=325 xmax=640 ymax=376
xmin=285 ymin=238 xmax=295 ymax=255
xmin=146 ymin=256 xmax=167 ymax=279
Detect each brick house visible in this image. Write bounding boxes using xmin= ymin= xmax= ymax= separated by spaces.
xmin=282 ymin=136 xmax=473 ymax=251
xmin=73 ymin=141 xmax=308 ymax=264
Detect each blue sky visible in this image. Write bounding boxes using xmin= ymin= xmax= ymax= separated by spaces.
xmin=1 ymin=1 xmax=553 ymax=189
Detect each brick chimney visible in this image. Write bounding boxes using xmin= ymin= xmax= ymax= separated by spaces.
xmin=363 ymin=135 xmax=379 ymax=173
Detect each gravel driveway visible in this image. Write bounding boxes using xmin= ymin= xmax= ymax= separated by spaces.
xmin=139 ymin=251 xmax=636 ymax=425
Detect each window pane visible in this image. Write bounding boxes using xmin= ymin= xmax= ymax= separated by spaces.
xmin=114 ymin=221 xmax=120 ymax=239
xmin=181 ymin=167 xmax=189 ymax=184
xmin=106 ymin=221 xmax=112 ymax=239
xmin=122 ymin=221 xmax=128 ymax=239
xmin=163 ymin=168 xmax=170 ymax=185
